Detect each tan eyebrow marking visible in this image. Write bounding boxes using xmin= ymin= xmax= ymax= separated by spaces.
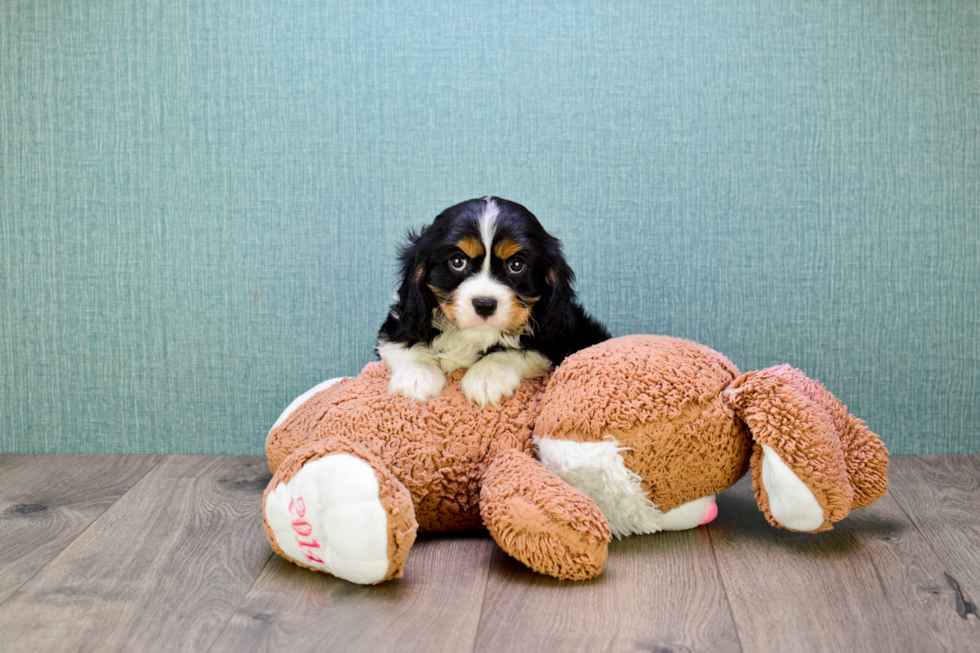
xmin=456 ymin=237 xmax=484 ymax=259
xmin=493 ymin=239 xmax=522 ymax=260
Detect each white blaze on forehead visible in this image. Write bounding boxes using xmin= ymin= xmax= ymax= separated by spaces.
xmin=479 ymin=197 xmax=500 ymax=274
xmin=444 ymin=196 xmax=527 ymax=332
xmin=448 ymin=196 xmax=511 ymax=329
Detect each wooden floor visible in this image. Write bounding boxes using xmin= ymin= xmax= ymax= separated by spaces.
xmin=0 ymin=455 xmax=977 ymax=652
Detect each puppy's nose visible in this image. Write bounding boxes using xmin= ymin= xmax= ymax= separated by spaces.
xmin=472 ymin=297 xmax=498 ymax=318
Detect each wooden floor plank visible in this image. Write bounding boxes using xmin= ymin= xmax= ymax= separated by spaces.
xmin=709 ymin=474 xmax=980 ymax=653
xmin=888 ymin=455 xmax=980 ymax=620
xmin=3 ymin=453 xmax=976 ymax=652
xmin=0 ymin=455 xmax=272 ymax=653
xmin=209 ymin=532 xmax=495 ymax=653
xmin=0 ymin=454 xmax=163 ymax=605
xmin=473 ymin=527 xmax=741 ymax=653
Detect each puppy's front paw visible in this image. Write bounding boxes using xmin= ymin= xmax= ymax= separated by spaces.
xmin=461 ymin=362 xmax=522 ymax=407
xmin=388 ymin=363 xmax=446 ymax=401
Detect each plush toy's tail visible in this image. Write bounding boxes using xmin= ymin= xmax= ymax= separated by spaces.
xmin=723 ymin=365 xmax=889 ymax=532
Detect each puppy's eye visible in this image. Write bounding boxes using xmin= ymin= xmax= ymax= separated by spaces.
xmin=449 ymin=255 xmax=468 ymax=272
xmin=507 ymin=259 xmax=525 ymax=274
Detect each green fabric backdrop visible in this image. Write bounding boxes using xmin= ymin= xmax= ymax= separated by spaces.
xmin=1 ymin=1 xmax=978 ymax=454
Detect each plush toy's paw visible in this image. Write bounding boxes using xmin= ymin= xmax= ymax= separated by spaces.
xmin=388 ymin=362 xmax=447 ymax=401
xmin=758 ymin=444 xmax=825 ymax=531
xmin=264 ymin=453 xmax=415 ymax=584
xmin=460 ymin=359 xmax=522 ymax=407
xmin=481 ymin=450 xmax=611 ymax=580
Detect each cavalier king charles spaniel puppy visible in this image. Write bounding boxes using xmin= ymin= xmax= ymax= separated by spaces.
xmin=377 ymin=196 xmax=610 ymax=407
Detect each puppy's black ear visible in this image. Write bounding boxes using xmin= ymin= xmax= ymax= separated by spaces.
xmin=394 ymin=227 xmax=434 ymax=342
xmin=537 ymin=236 xmax=577 ymax=337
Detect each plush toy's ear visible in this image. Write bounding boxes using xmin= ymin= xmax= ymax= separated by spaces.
xmin=723 ymin=365 xmax=888 ymax=532
xmin=393 ymin=227 xmax=435 ymax=343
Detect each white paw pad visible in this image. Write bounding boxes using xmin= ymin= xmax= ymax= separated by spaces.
xmin=760 ymin=444 xmax=825 ymax=531
xmin=388 ymin=363 xmax=447 ymax=401
xmin=461 ymin=363 xmax=521 ymax=407
xmin=265 ymin=454 xmax=391 ymax=584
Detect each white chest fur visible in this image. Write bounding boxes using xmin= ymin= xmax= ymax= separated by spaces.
xmin=428 ymin=324 xmax=523 ymax=373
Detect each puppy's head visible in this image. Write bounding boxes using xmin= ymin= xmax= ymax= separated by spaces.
xmin=394 ymin=196 xmax=574 ymax=342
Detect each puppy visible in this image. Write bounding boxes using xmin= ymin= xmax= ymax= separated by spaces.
xmin=377 ymin=196 xmax=610 ymax=406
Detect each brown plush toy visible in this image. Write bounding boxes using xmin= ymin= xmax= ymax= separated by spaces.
xmin=263 ymin=335 xmax=888 ymax=584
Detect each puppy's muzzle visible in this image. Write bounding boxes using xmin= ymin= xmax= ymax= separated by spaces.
xmin=472 ymin=297 xmax=497 ymax=318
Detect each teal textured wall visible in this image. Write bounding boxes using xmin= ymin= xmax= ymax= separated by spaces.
xmin=1 ymin=1 xmax=978 ymax=455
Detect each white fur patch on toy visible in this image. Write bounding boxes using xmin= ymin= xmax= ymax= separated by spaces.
xmin=662 ymin=495 xmax=717 ymax=531
xmin=534 ymin=436 xmax=665 ymax=538
xmin=269 ymin=377 xmax=346 ymax=435
xmin=760 ymin=443 xmax=825 ymax=531
xmin=265 ymin=454 xmax=390 ymax=584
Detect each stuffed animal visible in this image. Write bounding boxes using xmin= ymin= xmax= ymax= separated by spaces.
xmin=263 ymin=335 xmax=888 ymax=584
